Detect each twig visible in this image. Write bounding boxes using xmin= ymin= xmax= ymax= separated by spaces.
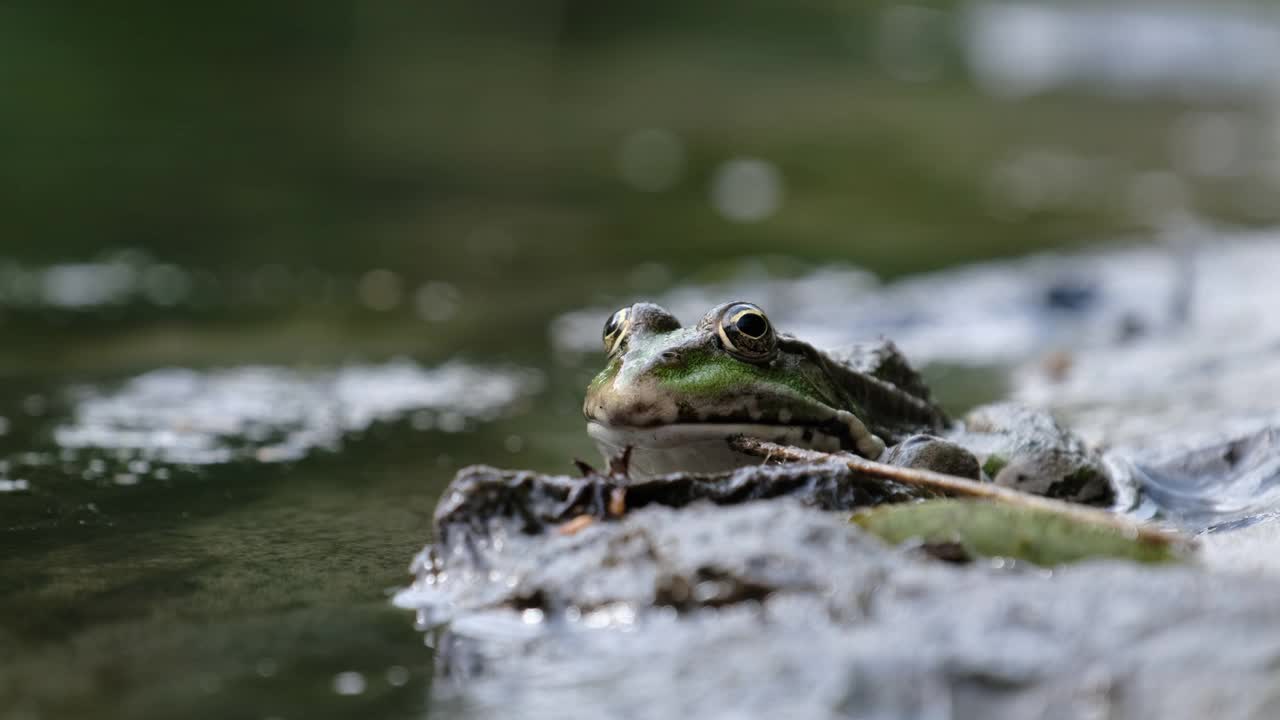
xmin=730 ymin=436 xmax=1189 ymax=548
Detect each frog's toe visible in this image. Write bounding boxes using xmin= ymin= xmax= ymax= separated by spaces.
xmin=883 ymin=434 xmax=981 ymax=480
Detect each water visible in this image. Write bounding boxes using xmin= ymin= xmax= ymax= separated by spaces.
xmin=6 ymin=1 xmax=1280 ymax=718
xmin=11 ymin=236 xmax=1280 ymax=718
xmin=0 ymin=365 xmax=543 ymax=719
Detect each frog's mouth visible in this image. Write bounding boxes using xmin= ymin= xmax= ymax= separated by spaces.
xmin=586 ymin=421 xmax=851 ymax=478
xmin=586 ymin=415 xmax=885 ymax=461
xmin=587 ymin=420 xmax=839 ymax=452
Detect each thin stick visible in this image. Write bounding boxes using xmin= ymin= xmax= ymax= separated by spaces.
xmin=731 ymin=436 xmax=1188 ymax=548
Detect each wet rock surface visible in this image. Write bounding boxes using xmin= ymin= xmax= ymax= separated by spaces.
xmin=405 ymin=476 xmax=1280 ymax=720
xmin=432 ymin=461 xmax=929 ymax=556
xmin=436 ymin=562 xmax=1280 ymax=720
xmin=1133 ymin=427 xmax=1280 ymax=531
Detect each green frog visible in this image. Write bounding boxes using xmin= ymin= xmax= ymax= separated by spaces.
xmin=584 ymin=301 xmax=1117 ymax=505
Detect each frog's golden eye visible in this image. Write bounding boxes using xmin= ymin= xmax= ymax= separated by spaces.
xmin=603 ymin=307 xmax=631 ymax=355
xmin=717 ymin=302 xmax=776 ymax=361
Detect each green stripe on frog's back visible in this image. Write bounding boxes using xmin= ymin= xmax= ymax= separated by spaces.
xmin=780 ymin=337 xmax=950 ymax=443
xmin=650 ymin=346 xmax=851 ymax=423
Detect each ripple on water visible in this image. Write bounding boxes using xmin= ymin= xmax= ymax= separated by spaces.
xmin=51 ymin=361 xmax=542 ymax=466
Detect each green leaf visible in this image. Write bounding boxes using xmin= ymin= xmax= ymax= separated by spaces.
xmin=852 ymin=499 xmax=1185 ymax=567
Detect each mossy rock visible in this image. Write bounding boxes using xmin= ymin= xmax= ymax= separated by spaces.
xmin=851 ymin=499 xmax=1185 ymax=567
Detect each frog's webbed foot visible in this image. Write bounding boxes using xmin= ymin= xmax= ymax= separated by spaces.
xmin=572 ymin=445 xmax=632 ymax=479
xmin=561 ymin=448 xmax=631 ymax=523
xmin=883 ymin=434 xmax=981 ymax=480
xmin=607 ymin=446 xmax=634 ymax=477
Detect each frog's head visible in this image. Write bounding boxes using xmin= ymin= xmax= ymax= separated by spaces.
xmin=583 ymin=301 xmax=884 ymax=477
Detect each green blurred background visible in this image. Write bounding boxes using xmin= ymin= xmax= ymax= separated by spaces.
xmin=5 ymin=1 xmax=1276 ymax=369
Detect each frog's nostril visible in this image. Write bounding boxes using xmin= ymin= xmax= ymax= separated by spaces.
xmin=660 ymin=351 xmax=680 ymax=363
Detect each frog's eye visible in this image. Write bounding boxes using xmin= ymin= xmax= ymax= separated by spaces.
xmin=603 ymin=307 xmax=632 ymax=355
xmin=717 ymin=302 xmax=776 ymax=361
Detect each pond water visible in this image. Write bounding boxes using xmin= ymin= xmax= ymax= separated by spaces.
xmin=5 ymin=2 xmax=1280 ymax=718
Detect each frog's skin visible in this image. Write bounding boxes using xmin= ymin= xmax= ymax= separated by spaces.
xmin=584 ymin=301 xmax=950 ymax=477
xmin=584 ymin=301 xmax=1117 ymax=506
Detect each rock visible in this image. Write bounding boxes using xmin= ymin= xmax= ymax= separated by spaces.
xmin=432 ymin=461 xmax=930 ymax=554
xmin=956 ymin=402 xmax=1116 ymax=506
xmin=883 ymin=434 xmax=982 ymax=480
xmin=403 ymin=476 xmax=1280 ymax=720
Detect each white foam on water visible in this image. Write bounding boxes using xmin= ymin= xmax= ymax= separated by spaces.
xmin=53 ymin=361 xmax=542 ymax=465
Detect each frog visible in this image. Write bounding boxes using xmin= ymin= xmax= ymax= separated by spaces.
xmin=583 ymin=301 xmax=1117 ymax=506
